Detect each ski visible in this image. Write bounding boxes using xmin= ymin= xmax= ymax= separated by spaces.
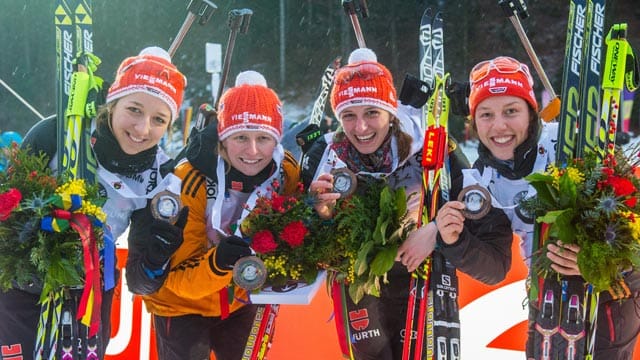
xmin=533 ymin=1 xmax=605 ymax=358
xmin=241 ymin=304 xmax=279 ymax=360
xmin=556 ymin=0 xmax=605 ymax=164
xmin=54 ymin=0 xmax=76 ymax=176
xmin=403 ymin=9 xmax=459 ymax=360
xmin=48 ymin=1 xmax=105 ymax=359
xmin=296 ymin=56 xmax=341 ymax=161
xmin=530 ymin=2 xmax=631 ymax=359
xmin=34 ymin=1 xmax=78 ymax=359
xmin=575 ymin=0 xmax=605 ymax=158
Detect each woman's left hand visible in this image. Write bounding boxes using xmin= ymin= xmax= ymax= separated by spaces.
xmin=547 ymin=240 xmax=582 ymax=276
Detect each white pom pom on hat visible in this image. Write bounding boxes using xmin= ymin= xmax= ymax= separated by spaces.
xmin=348 ymin=48 xmax=378 ymax=64
xmin=138 ymin=46 xmax=172 ymax=63
xmin=235 ymin=70 xmax=268 ymax=87
xmin=331 ymin=47 xmax=397 ymax=117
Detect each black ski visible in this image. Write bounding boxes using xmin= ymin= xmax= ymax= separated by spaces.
xmin=296 ymin=56 xmax=341 ymax=161
xmin=532 ymin=1 xmax=606 ymax=359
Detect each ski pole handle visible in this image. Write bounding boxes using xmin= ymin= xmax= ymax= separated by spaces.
xmin=168 ymin=0 xmax=218 ymax=58
xmin=342 ymin=0 xmax=368 ymax=48
xmin=215 ymin=8 xmax=253 ymax=109
xmin=499 ymin=0 xmax=559 ymax=121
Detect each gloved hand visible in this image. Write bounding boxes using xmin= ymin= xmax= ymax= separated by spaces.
xmin=212 ymin=235 xmax=253 ymax=272
xmin=186 ymin=111 xmax=219 ymax=180
xmin=446 ymin=81 xmax=470 ymax=117
xmin=398 ymin=73 xmax=431 ymax=108
xmin=145 ymin=206 xmax=189 ymax=268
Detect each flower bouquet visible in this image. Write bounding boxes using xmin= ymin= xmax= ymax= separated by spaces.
xmin=521 ymin=148 xmax=640 ymax=292
xmin=240 ymin=176 xmax=414 ymax=304
xmin=0 ymin=144 xmax=107 ymax=299
xmin=327 ymin=177 xmax=415 ymax=304
xmin=240 ymin=180 xmax=330 ymax=287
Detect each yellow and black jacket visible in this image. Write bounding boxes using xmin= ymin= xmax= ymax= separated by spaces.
xmin=126 ymin=148 xmax=300 ymax=317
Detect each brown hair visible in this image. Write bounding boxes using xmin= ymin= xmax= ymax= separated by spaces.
xmin=94 ymin=102 xmax=117 ymax=132
xmin=333 ymin=115 xmax=413 ymax=162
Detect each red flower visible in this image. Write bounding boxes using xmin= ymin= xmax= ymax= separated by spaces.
xmin=601 ymin=175 xmax=638 ymax=207
xmin=0 ymin=188 xmax=22 ymax=221
xmin=280 ymin=221 xmax=308 ymax=248
xmin=270 ymin=193 xmax=286 ymax=213
xmin=251 ymin=230 xmax=278 ymax=254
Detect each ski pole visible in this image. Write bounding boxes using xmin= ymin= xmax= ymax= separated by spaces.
xmin=342 ymin=0 xmax=368 ymax=48
xmin=214 ymin=8 xmax=253 ymax=109
xmin=499 ymin=0 xmax=560 ymax=122
xmin=168 ymin=0 xmax=218 ymax=58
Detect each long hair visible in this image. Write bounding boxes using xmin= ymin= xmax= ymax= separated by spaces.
xmin=95 ymin=102 xmax=117 ymax=131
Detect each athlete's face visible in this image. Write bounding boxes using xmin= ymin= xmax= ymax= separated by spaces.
xmin=222 ymin=131 xmax=277 ymax=177
xmin=110 ymin=92 xmax=171 ymax=155
xmin=339 ymin=105 xmax=392 ymax=155
xmin=474 ymin=95 xmax=531 ymax=161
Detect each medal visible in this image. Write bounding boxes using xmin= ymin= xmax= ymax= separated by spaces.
xmin=150 ymin=190 xmax=182 ymax=224
xmin=331 ymin=167 xmax=357 ymax=198
xmin=457 ymin=185 xmax=491 ymax=220
xmin=233 ymin=256 xmax=268 ymax=291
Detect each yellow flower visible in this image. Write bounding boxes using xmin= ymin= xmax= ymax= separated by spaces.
xmin=546 ymin=166 xmax=561 ymax=186
xmin=55 ymin=179 xmax=87 ymax=197
xmin=81 ymin=202 xmax=107 ymax=223
xmin=565 ymin=167 xmax=584 ymax=185
xmin=622 ymin=211 xmax=640 ymax=240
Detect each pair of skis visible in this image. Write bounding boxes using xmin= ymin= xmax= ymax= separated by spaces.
xmin=401 ymin=9 xmax=460 ymax=360
xmin=531 ymin=1 xmax=602 ymax=358
xmin=531 ymin=1 xmax=639 ymax=359
xmin=37 ymin=1 xmax=103 ymax=360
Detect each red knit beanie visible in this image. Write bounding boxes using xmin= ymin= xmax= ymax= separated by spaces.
xmin=217 ymin=71 xmax=283 ymax=142
xmin=468 ymin=56 xmax=538 ymax=117
xmin=106 ymin=47 xmax=186 ymax=122
xmin=330 ymin=48 xmax=397 ymax=117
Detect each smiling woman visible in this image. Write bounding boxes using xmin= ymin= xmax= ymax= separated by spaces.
xmin=124 ymin=69 xmax=302 ymax=360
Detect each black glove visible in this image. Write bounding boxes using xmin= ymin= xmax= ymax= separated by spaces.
xmin=145 ymin=206 xmax=189 ymax=268
xmin=446 ymin=81 xmax=470 ymax=117
xmin=211 ymin=235 xmax=252 ymax=273
xmin=185 ymin=116 xmax=219 ymax=180
xmin=161 ymin=104 xmax=218 ymax=177
xmin=399 ymin=73 xmax=431 ymax=108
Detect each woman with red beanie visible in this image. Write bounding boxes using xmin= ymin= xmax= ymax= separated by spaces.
xmin=302 ymin=48 xmax=513 ymax=360
xmin=0 ymin=46 xmax=186 ymax=360
xmin=466 ymin=56 xmax=640 ymax=359
xmin=126 ymin=70 xmax=300 ymax=360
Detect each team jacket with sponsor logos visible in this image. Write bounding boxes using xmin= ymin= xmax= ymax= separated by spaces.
xmin=301 ymin=103 xmax=513 ymax=288
xmin=471 ymin=121 xmax=640 ymax=297
xmin=127 ymin=148 xmax=300 ymax=317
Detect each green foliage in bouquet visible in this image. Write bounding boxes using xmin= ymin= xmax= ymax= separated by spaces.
xmin=329 ymin=178 xmax=415 ymax=304
xmin=521 ymin=148 xmax=640 ymax=292
xmin=239 ymin=176 xmax=415 ymax=304
xmin=0 ymin=145 xmax=106 ymax=298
